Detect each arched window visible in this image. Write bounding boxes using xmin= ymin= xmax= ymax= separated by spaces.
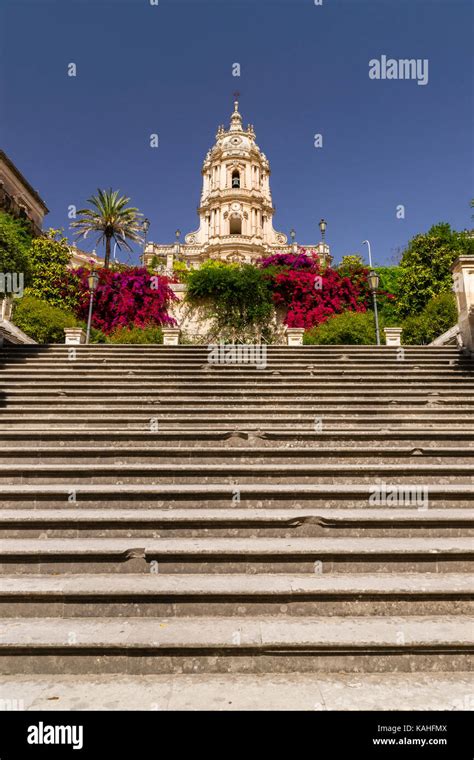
xmin=232 ymin=170 xmax=240 ymax=189
xmin=230 ymin=217 xmax=242 ymax=235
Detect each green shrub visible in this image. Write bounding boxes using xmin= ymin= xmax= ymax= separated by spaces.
xmin=402 ymin=292 xmax=457 ymax=345
xmin=396 ymin=223 xmax=473 ymax=318
xmin=376 ymin=266 xmax=402 ymax=296
xmin=75 ymin=323 xmax=108 ymax=343
xmin=27 ymin=229 xmax=72 ymax=307
xmin=186 ymin=260 xmax=274 ymax=339
xmin=13 ymin=294 xmax=77 ymax=343
xmin=172 ymin=260 xmax=190 ymax=283
xmin=107 ymin=325 xmax=163 ymax=343
xmin=0 ymin=212 xmax=32 ymax=286
xmin=304 ymin=310 xmax=377 ymax=345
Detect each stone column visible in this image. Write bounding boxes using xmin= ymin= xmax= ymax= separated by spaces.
xmin=452 ymin=256 xmax=474 ymax=352
xmin=166 ymin=251 xmax=174 ymax=272
xmin=1 ymin=297 xmax=13 ymax=321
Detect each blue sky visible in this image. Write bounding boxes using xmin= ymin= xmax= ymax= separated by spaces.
xmin=0 ymin=0 xmax=472 ymax=266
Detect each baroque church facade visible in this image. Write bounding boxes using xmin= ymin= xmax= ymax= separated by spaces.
xmin=144 ymin=100 xmax=331 ymax=269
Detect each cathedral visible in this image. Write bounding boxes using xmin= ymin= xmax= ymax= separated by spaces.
xmin=143 ymin=100 xmax=331 ymax=269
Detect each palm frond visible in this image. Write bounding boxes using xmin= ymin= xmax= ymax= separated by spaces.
xmin=70 ymin=188 xmax=145 ymax=266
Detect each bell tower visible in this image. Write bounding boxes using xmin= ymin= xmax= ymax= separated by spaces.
xmin=144 ymin=99 xmax=332 ymax=269
xmin=183 ymin=98 xmax=287 ymax=262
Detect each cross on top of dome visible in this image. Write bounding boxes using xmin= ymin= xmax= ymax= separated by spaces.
xmin=230 ymin=94 xmax=243 ymax=132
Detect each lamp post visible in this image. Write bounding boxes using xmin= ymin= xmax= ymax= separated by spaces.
xmin=362 ymin=239 xmax=373 ymax=268
xmin=175 ymin=229 xmax=181 ymax=259
xmin=141 ymin=218 xmax=150 ymax=265
xmin=85 ymin=271 xmax=99 ymax=345
xmin=368 ymin=269 xmax=381 ymax=346
xmin=290 ymin=228 xmax=297 ymax=253
xmin=319 ymin=218 xmax=327 ymax=242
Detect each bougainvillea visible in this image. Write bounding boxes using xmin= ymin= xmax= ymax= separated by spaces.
xmin=60 ymin=267 xmax=176 ymax=334
xmin=259 ymin=252 xmax=318 ymax=271
xmin=271 ymin=265 xmax=367 ymax=329
xmin=256 ymin=249 xmax=367 ymax=329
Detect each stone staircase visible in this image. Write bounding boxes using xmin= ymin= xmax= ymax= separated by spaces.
xmin=0 ymin=344 xmax=472 ymax=709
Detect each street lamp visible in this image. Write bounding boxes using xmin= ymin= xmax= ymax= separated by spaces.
xmin=368 ymin=269 xmax=381 ymax=346
xmin=175 ymin=229 xmax=181 ymax=259
xmin=143 ymin=218 xmax=150 ymax=246
xmin=290 ymin=228 xmax=297 ymax=253
xmin=319 ymin=218 xmax=327 ymax=242
xmin=362 ymin=240 xmax=373 ymax=268
xmin=86 ymin=271 xmax=99 ymax=345
xmin=140 ymin=218 xmax=150 ymax=265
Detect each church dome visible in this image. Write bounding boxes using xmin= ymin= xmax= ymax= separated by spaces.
xmin=220 ymin=133 xmax=252 ymax=152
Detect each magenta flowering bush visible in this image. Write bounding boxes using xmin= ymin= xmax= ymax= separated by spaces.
xmin=271 ymin=266 xmax=367 ymax=329
xmin=259 ymin=251 xmax=318 ymax=271
xmin=257 ymin=250 xmax=368 ymax=329
xmin=60 ymin=267 xmax=176 ymax=334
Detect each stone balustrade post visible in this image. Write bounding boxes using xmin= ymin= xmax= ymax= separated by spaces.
xmin=162 ymin=327 xmax=181 ymax=345
xmin=287 ymin=328 xmax=304 ymax=346
xmin=64 ymin=328 xmax=86 ymax=345
xmin=384 ymin=327 xmax=402 ymax=347
xmin=452 ymin=256 xmax=474 ymax=352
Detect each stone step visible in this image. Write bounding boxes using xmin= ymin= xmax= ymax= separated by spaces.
xmin=0 ymin=347 xmax=464 ymax=357
xmin=1 ymin=343 xmax=472 ymax=682
xmin=1 ymin=573 xmax=472 ymax=618
xmin=5 ymin=400 xmax=474 ymax=412
xmin=4 ymin=377 xmax=473 ymax=389
xmin=1 ymin=672 xmax=471 ymax=710
xmin=1 ymin=429 xmax=473 ymax=444
xmin=2 ymin=507 xmax=471 ymax=539
xmin=1 ymin=445 xmax=472 ymax=465
xmin=1 ymin=461 xmax=472 ymax=485
xmin=3 ymin=536 xmax=470 ymax=554
xmin=0 ymin=482 xmax=471 ymax=507
xmin=0 ymin=376 xmax=474 ymax=386
xmin=1 ymin=361 xmax=470 ymax=372
xmin=0 ymin=536 xmax=471 ymax=575
xmin=0 ymin=507 xmax=470 ymax=525
xmin=3 ymin=391 xmax=473 ymax=402
xmin=0 ymin=615 xmax=471 ymax=674
xmin=2 ymin=415 xmax=473 ymax=429
xmin=0 ymin=345 xmax=464 ymax=354
xmin=0 ymin=506 xmax=474 ymax=528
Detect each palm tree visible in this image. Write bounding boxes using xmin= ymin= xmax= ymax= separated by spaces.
xmin=71 ymin=189 xmax=144 ymax=268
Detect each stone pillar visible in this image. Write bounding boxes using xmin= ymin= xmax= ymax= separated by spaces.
xmin=384 ymin=327 xmax=402 ymax=346
xmin=1 ymin=297 xmax=13 ymax=321
xmin=64 ymin=327 xmax=86 ymax=345
xmin=287 ymin=328 xmax=305 ymax=346
xmin=162 ymin=327 xmax=180 ymax=345
xmin=166 ymin=251 xmax=174 ymax=271
xmin=452 ymin=256 xmax=474 ymax=352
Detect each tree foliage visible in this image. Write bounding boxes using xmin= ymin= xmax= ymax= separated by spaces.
xmin=186 ymin=260 xmax=274 ymax=339
xmin=304 ymin=311 xmax=377 ymax=345
xmin=0 ymin=211 xmax=32 ymax=285
xmin=27 ymin=229 xmax=72 ymax=307
xmin=13 ymin=295 xmax=77 ymax=343
xmin=71 ymin=189 xmax=144 ymax=268
xmin=401 ymin=292 xmax=458 ymax=345
xmin=396 ymin=223 xmax=473 ymax=318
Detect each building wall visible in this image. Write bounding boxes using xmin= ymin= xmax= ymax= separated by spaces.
xmin=0 ymin=151 xmax=48 ymax=237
